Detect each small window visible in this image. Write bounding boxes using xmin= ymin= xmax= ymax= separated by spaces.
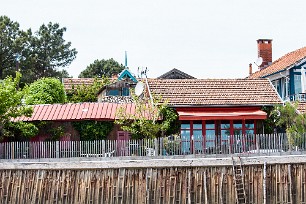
xmin=122 ymin=87 xmax=130 ymax=96
xmin=108 ymin=89 xmax=119 ymax=96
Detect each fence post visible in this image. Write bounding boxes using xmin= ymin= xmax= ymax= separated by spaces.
xmin=256 ymin=134 xmax=260 ymax=154
xmin=102 ymin=140 xmax=105 ymax=156
xmin=154 ymin=138 xmax=158 ymax=156
xmin=56 ymin=141 xmax=60 ymax=158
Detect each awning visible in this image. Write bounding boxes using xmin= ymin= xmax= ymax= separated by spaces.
xmin=177 ymin=109 xmax=267 ymax=120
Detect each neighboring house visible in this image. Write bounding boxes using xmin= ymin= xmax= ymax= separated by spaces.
xmin=157 ymin=68 xmax=196 ymax=79
xmin=249 ymin=39 xmax=306 ymax=102
xmin=146 ymin=78 xmax=282 ymax=153
xmin=97 ymin=68 xmax=137 ymax=103
xmin=20 ymin=65 xmax=282 ymax=150
xmin=15 ymin=102 xmax=144 ymax=140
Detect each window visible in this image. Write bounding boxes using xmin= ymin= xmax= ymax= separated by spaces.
xmin=122 ymin=87 xmax=130 ymax=96
xmin=205 ymin=121 xmax=215 ymax=148
xmin=180 ymin=122 xmax=191 ymax=154
xmin=272 ymin=79 xmax=281 ymax=97
xmin=220 ymin=120 xmax=230 ymax=145
xmin=245 ymin=120 xmax=254 ymax=135
xmin=193 ymin=121 xmax=203 ymax=152
xmin=108 ymin=89 xmax=119 ymax=96
xmin=233 ymin=120 xmax=242 ymax=135
xmin=294 ymin=75 xmax=302 ymax=95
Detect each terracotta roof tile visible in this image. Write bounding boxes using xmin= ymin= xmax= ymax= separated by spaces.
xmin=297 ymin=102 xmax=306 ymax=114
xmin=249 ymin=46 xmax=306 ymax=79
xmin=147 ymin=78 xmax=282 ymax=106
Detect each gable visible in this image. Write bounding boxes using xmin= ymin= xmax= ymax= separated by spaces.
xmin=118 ymin=69 xmax=138 ymax=82
xmin=158 ymin=68 xmax=195 ymax=79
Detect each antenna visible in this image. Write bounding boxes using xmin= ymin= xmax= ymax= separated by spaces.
xmin=254 ymin=57 xmax=263 ymax=67
xmin=135 ymin=81 xmax=144 ymax=96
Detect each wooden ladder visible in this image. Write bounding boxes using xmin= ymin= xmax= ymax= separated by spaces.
xmin=232 ymin=157 xmax=247 ymax=204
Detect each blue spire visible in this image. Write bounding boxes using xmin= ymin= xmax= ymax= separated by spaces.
xmin=125 ymin=51 xmax=128 ymax=68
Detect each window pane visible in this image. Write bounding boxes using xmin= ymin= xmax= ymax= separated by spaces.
xmin=108 ymin=89 xmax=119 ymax=96
xmin=181 ymin=124 xmax=190 ymax=129
xmin=246 ymin=129 xmax=254 ymax=135
xmin=233 ymin=121 xmax=242 ymax=129
xmin=221 ymin=121 xmax=230 ymax=129
xmin=294 ymin=74 xmax=302 ymax=94
xmin=193 ymin=130 xmax=202 ymax=137
xmin=205 ymin=130 xmax=215 ymax=136
xmin=181 ymin=130 xmax=190 ymax=137
xmin=234 ymin=129 xmax=242 ymax=135
xmin=221 ymin=130 xmax=230 ymax=137
xmin=193 ymin=123 xmax=202 ymax=129
xmin=245 ymin=120 xmax=254 ymax=129
xmin=194 ymin=134 xmax=203 ymax=151
xmin=122 ymin=87 xmax=129 ymax=96
xmin=205 ymin=121 xmax=215 ymax=129
xmin=205 ymin=135 xmax=215 ymax=148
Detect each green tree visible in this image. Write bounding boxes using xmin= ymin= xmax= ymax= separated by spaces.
xmin=79 ymin=58 xmax=125 ymax=78
xmin=23 ymin=22 xmax=77 ymax=83
xmin=0 ymin=16 xmax=77 ymax=84
xmin=0 ymin=16 xmax=29 ymax=79
xmin=24 ymin=77 xmax=66 ymax=105
xmin=115 ymin=94 xmax=178 ymax=139
xmin=67 ymin=77 xmax=109 ymax=103
xmin=272 ymin=102 xmax=306 ymax=148
xmin=0 ymin=72 xmax=38 ymax=139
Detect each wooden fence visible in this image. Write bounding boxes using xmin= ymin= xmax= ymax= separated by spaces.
xmin=1 ymin=133 xmax=306 ymax=159
xmin=0 ymin=163 xmax=306 ymax=203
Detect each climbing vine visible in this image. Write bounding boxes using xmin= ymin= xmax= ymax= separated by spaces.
xmin=72 ymin=121 xmax=114 ymax=141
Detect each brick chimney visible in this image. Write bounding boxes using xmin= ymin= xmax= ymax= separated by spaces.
xmin=249 ymin=63 xmax=252 ymax=76
xmin=257 ymin=39 xmax=272 ymax=70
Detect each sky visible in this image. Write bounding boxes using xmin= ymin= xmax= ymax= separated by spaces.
xmin=2 ymin=0 xmax=306 ymax=79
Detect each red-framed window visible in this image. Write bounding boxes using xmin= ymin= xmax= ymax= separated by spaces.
xmin=204 ymin=120 xmax=216 ymax=149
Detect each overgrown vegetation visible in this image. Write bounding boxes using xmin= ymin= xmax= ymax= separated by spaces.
xmin=24 ymin=77 xmax=66 ymax=105
xmin=115 ymin=93 xmax=178 ymax=139
xmin=66 ymin=77 xmax=109 ymax=102
xmin=72 ymin=121 xmax=114 ymax=141
xmin=272 ymin=102 xmax=306 ymax=147
xmin=0 ymin=72 xmax=37 ymax=140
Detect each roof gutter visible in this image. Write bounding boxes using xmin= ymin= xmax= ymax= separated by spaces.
xmin=166 ymin=104 xmax=280 ymax=108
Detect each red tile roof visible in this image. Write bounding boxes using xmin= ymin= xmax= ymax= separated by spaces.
xmin=14 ymin=102 xmax=152 ymax=122
xmin=249 ymin=46 xmax=306 ymax=79
xmin=147 ymin=78 xmax=282 ymax=106
xmin=297 ymin=102 xmax=306 ymax=114
xmin=63 ymin=78 xmax=116 ymax=91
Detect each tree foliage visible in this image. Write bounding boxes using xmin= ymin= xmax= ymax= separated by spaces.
xmin=0 ymin=72 xmax=38 ymax=139
xmin=72 ymin=121 xmax=114 ymax=141
xmin=24 ymin=22 xmax=77 ymax=82
xmin=67 ymin=77 xmax=109 ymax=103
xmin=115 ymin=94 xmax=178 ymax=139
xmin=0 ymin=16 xmax=29 ymax=79
xmin=24 ymin=77 xmax=66 ymax=105
xmin=272 ymin=102 xmax=306 ymax=147
xmin=0 ymin=16 xmax=77 ymax=84
xmin=79 ymin=58 xmax=125 ymax=78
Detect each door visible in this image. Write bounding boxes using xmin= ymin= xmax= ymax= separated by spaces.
xmin=117 ymin=131 xmax=130 ymax=156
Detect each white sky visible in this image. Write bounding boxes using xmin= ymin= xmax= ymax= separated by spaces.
xmin=2 ymin=0 xmax=306 ymax=79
